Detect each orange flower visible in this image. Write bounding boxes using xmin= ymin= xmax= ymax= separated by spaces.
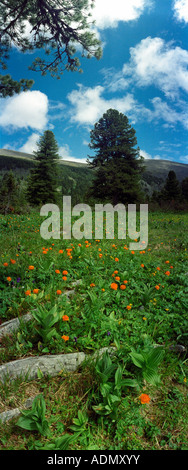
xmin=165 ymin=271 xmax=170 ymax=276
xmin=165 ymin=260 xmax=170 ymax=264
xmin=10 ymin=259 xmax=16 ymax=264
xmin=62 ymin=276 xmax=67 ymax=281
xmin=115 ymin=257 xmax=119 ymax=262
xmin=28 ymin=265 xmax=34 ymax=270
xmin=139 ymin=393 xmax=150 ymax=404
xmin=123 ymin=280 xmax=128 ymax=284
xmin=59 ymin=249 xmax=63 ymax=254
xmin=131 ymin=251 xmax=135 ymax=254
xmin=7 ymin=276 xmax=11 ymax=281
xmin=62 ymin=335 xmax=69 ymax=341
xmin=62 ymin=270 xmax=68 ymax=275
xmin=99 ymin=253 xmax=103 ymax=258
xmin=33 ymin=288 xmax=39 ymax=294
xmin=78 ymin=243 xmax=82 ymax=247
xmin=101 ymin=288 xmax=105 ymax=292
xmin=155 ymin=285 xmax=160 ymax=290
xmin=3 ymin=262 xmax=8 ymax=267
xmin=114 ymin=270 xmax=118 ymax=274
xmin=126 ymin=305 xmax=132 ymax=310
xmin=55 ymin=269 xmax=60 ymax=274
xmin=115 ymin=276 xmax=120 ymax=281
xmin=62 ymin=315 xmax=69 ymax=322
xmin=120 ymin=284 xmax=126 ymax=290
xmin=156 ymin=267 xmax=161 ymax=271
xmin=111 ymin=282 xmax=118 ymax=290
xmin=25 ymin=290 xmax=31 ymax=296
xmin=56 ymin=289 xmax=62 ymax=295
xmin=141 ymin=264 xmax=144 ymax=268
xmin=90 ymin=283 xmax=95 ymax=287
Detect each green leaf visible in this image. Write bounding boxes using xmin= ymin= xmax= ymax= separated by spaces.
xmin=130 ymin=350 xmax=145 ymax=368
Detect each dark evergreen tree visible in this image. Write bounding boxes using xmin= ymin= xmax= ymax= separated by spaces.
xmin=87 ymin=109 xmax=144 ymax=204
xmin=0 ymin=170 xmax=19 ymax=213
xmin=26 ymin=130 xmax=60 ymax=205
xmin=162 ymin=170 xmax=182 ymax=201
xmin=181 ymin=177 xmax=188 ymax=201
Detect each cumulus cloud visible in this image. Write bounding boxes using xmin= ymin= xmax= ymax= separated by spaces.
xmin=122 ymin=36 xmax=188 ymax=99
xmin=19 ymin=133 xmax=40 ymax=154
xmin=67 ymin=84 xmax=138 ymax=125
xmin=140 ymin=149 xmax=160 ymax=160
xmin=59 ymin=144 xmax=87 ymax=163
xmin=173 ymin=0 xmax=188 ymax=22
xmin=92 ymin=0 xmax=152 ymax=29
xmin=0 ymin=91 xmax=48 ymax=130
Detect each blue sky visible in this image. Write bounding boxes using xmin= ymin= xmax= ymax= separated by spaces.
xmin=0 ymin=0 xmax=188 ymax=164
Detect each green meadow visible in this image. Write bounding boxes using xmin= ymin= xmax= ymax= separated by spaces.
xmin=0 ymin=210 xmax=187 ymax=450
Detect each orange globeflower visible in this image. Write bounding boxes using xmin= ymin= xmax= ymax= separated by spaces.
xmin=56 ymin=289 xmax=62 ymax=295
xmin=139 ymin=393 xmax=150 ymax=404
xmin=62 ymin=270 xmax=68 ymax=275
xmin=114 ymin=270 xmax=118 ymax=274
xmin=141 ymin=264 xmax=144 ymax=268
xmin=111 ymin=282 xmax=118 ymax=290
xmin=120 ymin=284 xmax=126 ymax=290
xmin=156 ymin=267 xmax=161 ymax=271
xmin=25 ymin=290 xmax=31 ymax=296
xmin=123 ymin=280 xmax=128 ymax=284
xmin=7 ymin=276 xmax=11 ymax=281
xmin=59 ymin=249 xmax=63 ymax=254
xmin=165 ymin=271 xmax=170 ymax=276
xmin=62 ymin=335 xmax=69 ymax=341
xmin=33 ymin=288 xmax=39 ymax=294
xmin=165 ymin=260 xmax=170 ymax=264
xmin=62 ymin=315 xmax=69 ymax=321
xmin=62 ymin=276 xmax=67 ymax=281
xmin=155 ymin=285 xmax=160 ymax=290
xmin=28 ymin=265 xmax=34 ymax=270
xmin=90 ymin=283 xmax=95 ymax=287
xmin=3 ymin=262 xmax=8 ymax=267
xmin=55 ymin=269 xmax=60 ymax=274
xmin=115 ymin=276 xmax=120 ymax=281
xmin=10 ymin=259 xmax=16 ymax=264
xmin=115 ymin=257 xmax=119 ymax=262
xmin=126 ymin=305 xmax=132 ymax=310
xmin=131 ymin=251 xmax=135 ymax=254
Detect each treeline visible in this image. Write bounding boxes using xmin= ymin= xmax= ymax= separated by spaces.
xmin=0 ymin=112 xmax=188 ymax=214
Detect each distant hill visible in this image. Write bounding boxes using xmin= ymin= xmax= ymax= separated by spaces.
xmin=0 ymin=149 xmax=188 ymax=198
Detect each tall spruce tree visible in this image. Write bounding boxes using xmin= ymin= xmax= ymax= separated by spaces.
xmin=88 ymin=109 xmax=144 ymax=205
xmin=162 ymin=170 xmax=182 ymax=201
xmin=27 ymin=130 xmax=60 ymax=205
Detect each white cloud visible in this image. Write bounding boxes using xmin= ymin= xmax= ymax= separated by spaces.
xmin=19 ymin=133 xmax=40 ymax=154
xmin=150 ymin=97 xmax=188 ymax=128
xmin=92 ymin=0 xmax=152 ymax=29
xmin=122 ymin=36 xmax=188 ymax=98
xmin=173 ymin=0 xmax=188 ymax=22
xmin=59 ymin=144 xmax=87 ymax=164
xmin=179 ymin=155 xmax=188 ymax=162
xmin=140 ymin=149 xmax=161 ymax=160
xmin=140 ymin=149 xmax=152 ymax=159
xmin=0 ymin=91 xmax=48 ymax=130
xmin=68 ymin=84 xmax=137 ymax=125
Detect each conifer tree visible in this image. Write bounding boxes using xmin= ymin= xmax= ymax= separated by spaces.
xmin=26 ymin=130 xmax=60 ymax=205
xmin=162 ymin=170 xmax=181 ymax=201
xmin=88 ymin=109 xmax=144 ymax=204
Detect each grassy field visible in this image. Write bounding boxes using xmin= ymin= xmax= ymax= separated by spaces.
xmin=0 ymin=209 xmax=187 ymax=450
